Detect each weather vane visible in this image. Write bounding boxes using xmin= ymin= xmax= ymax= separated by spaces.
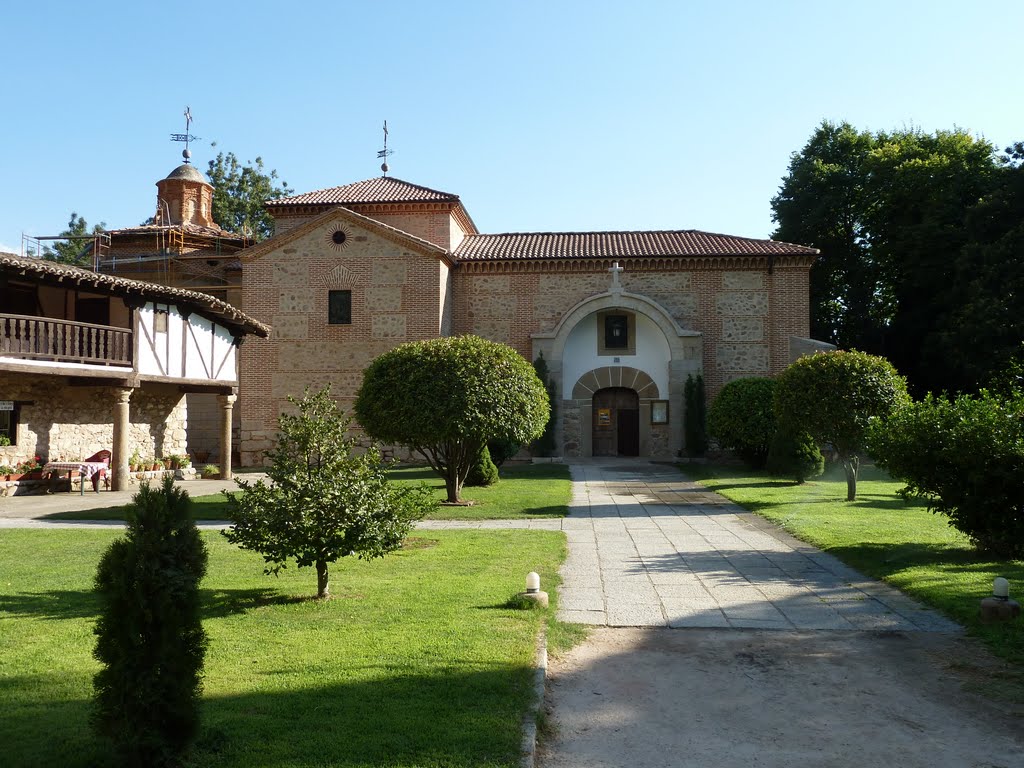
xmin=170 ymin=106 xmax=201 ymax=164
xmin=377 ymin=120 xmax=394 ymax=176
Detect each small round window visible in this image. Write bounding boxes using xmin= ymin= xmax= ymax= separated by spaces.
xmin=326 ymin=228 xmax=351 ymax=251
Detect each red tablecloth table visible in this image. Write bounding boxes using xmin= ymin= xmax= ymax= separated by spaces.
xmin=42 ymin=461 xmax=109 ymax=495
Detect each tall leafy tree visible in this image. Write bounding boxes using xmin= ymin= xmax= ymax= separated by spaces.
xmin=42 ymin=212 xmax=106 ymax=266
xmin=206 ymin=146 xmax=293 ymax=241
xmin=771 ymin=121 xmax=879 ymax=349
xmin=773 ymin=122 xmax=1007 ymax=395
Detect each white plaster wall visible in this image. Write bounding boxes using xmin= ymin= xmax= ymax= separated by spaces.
xmin=561 ymin=313 xmax=671 ymax=399
xmin=137 ymin=303 xmax=237 ymax=382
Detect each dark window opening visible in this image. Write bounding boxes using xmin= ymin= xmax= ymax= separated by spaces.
xmin=328 ymin=290 xmax=352 ymax=325
xmin=605 ymin=315 xmax=629 ymax=349
xmin=0 ymin=405 xmax=19 ymax=446
xmin=331 ymin=230 xmax=347 ymax=245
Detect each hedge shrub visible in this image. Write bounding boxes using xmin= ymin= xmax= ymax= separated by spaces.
xmin=868 ymin=390 xmax=1024 ymax=558
xmin=92 ymin=477 xmax=208 ymax=767
xmin=767 ymin=425 xmax=824 ymax=483
xmin=466 ymin=444 xmax=500 ymax=487
xmin=683 ymin=373 xmax=707 ymax=457
xmin=708 ymin=377 xmax=777 ymax=468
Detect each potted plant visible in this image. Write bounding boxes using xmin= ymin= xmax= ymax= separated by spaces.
xmin=129 ymin=450 xmax=141 ymax=472
xmin=201 ymin=463 xmax=220 ymax=479
xmin=162 ymin=457 xmax=173 ymax=470
xmin=0 ymin=464 xmax=14 ymax=481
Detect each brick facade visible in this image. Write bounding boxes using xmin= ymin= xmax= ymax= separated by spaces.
xmin=238 ymin=178 xmax=816 ymax=464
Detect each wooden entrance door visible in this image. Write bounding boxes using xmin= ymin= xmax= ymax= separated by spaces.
xmin=592 ymin=387 xmax=640 ymax=457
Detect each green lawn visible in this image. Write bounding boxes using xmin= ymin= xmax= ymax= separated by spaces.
xmin=43 ymin=463 xmax=571 ymax=522
xmin=0 ymin=528 xmax=567 ymax=767
xmin=683 ymin=461 xmax=1024 ymax=665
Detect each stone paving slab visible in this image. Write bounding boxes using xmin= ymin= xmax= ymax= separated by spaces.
xmin=553 ymin=461 xmax=961 ymax=633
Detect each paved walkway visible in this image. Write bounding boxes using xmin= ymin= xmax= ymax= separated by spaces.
xmin=426 ymin=460 xmax=960 ymax=633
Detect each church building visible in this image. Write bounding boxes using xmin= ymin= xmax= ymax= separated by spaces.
xmin=236 ymin=175 xmax=823 ymax=465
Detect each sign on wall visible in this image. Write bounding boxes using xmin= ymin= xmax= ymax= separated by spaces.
xmin=597 ymin=408 xmax=611 ymax=426
xmin=0 ymin=401 xmax=13 ymax=411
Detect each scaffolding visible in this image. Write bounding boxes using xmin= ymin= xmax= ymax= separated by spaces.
xmin=21 ymin=232 xmax=111 ymax=271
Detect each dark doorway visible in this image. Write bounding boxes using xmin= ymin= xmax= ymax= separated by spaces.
xmin=592 ymin=387 xmax=640 ymax=457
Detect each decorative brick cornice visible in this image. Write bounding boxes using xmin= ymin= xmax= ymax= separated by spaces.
xmin=456 ymin=254 xmax=815 ymax=274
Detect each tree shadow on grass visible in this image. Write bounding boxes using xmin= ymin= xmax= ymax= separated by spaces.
xmin=200 ymin=588 xmax=308 ymax=619
xmin=825 ymin=542 xmax=1024 ymax=578
xmin=0 ymin=587 xmax=305 ymax=622
xmin=2 ymin=665 xmax=535 ymax=768
xmin=0 ymin=589 xmax=99 ymax=620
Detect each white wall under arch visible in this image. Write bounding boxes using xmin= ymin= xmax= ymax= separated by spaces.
xmin=562 ymin=313 xmax=670 ymax=400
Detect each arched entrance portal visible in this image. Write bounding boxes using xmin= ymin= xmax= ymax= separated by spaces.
xmin=592 ymin=387 xmax=639 ymax=457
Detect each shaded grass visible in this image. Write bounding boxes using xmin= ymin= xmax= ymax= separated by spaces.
xmin=683 ymin=461 xmax=1024 ymax=667
xmin=390 ymin=463 xmax=571 ymax=520
xmin=43 ymin=463 xmax=571 ymax=522
xmin=0 ymin=527 xmax=567 ymax=767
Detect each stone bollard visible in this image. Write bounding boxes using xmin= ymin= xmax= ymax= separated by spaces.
xmin=980 ymin=577 xmax=1021 ymax=623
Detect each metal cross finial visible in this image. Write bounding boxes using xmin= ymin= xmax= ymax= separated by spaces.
xmin=377 ymin=119 xmax=394 ymax=176
xmin=609 ymin=261 xmax=624 ymax=293
xmin=170 ymin=106 xmax=201 ymax=164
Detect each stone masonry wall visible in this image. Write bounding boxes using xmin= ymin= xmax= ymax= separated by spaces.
xmin=451 ymin=262 xmax=808 ymax=400
xmin=0 ymin=373 xmax=186 ymax=467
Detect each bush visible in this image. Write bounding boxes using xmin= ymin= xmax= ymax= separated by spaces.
xmin=708 ymin=377 xmax=777 ymax=468
xmin=92 ymin=477 xmax=208 ymax=767
xmin=487 ymin=436 xmax=522 ymax=467
xmin=466 ymin=444 xmax=499 ymax=487
xmin=868 ymin=390 xmax=1024 ymax=558
xmin=531 ymin=352 xmax=558 ymax=457
xmin=683 ymin=374 xmax=707 ymax=457
xmin=767 ymin=425 xmax=824 ymax=483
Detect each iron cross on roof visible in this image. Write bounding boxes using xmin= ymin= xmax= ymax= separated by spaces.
xmin=170 ymin=106 xmax=201 ymax=164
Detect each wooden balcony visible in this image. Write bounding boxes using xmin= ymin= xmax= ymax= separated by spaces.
xmin=0 ymin=313 xmax=133 ymax=367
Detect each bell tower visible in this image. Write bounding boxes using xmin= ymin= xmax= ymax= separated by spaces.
xmin=155 ymin=106 xmax=216 ymax=228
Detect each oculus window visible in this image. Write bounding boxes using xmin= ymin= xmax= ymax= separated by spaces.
xmin=328 ymin=290 xmax=352 ymax=325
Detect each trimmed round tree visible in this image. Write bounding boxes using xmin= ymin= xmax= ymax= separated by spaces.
xmin=707 ymin=377 xmax=777 ymax=468
xmin=355 ymin=336 xmax=549 ymax=503
xmin=775 ymin=350 xmax=909 ymax=501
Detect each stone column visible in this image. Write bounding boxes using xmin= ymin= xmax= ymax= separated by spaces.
xmin=112 ymin=388 xmax=133 ymax=492
xmin=217 ymin=393 xmax=237 ymax=481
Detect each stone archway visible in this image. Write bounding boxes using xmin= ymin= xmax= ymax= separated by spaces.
xmin=533 ymin=290 xmax=702 ymax=458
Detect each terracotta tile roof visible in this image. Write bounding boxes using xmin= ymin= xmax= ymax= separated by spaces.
xmin=453 ymin=231 xmax=818 ymax=261
xmin=266 ymin=176 xmax=460 ymax=207
xmin=0 ymin=253 xmax=269 ymax=337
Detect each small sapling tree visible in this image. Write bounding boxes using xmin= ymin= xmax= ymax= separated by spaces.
xmin=92 ymin=477 xmax=208 ymax=768
xmin=355 ymin=336 xmax=549 ymax=503
xmin=531 ymin=352 xmax=558 ymax=457
xmin=775 ymin=350 xmax=908 ymax=500
xmin=224 ymin=386 xmax=434 ymax=599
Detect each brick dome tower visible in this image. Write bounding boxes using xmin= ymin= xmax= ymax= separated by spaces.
xmin=155 ymin=163 xmax=215 ymax=228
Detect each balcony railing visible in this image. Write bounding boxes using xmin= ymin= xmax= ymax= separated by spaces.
xmin=0 ymin=313 xmax=133 ymax=367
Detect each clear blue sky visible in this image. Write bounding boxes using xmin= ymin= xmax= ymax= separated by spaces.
xmin=1 ymin=0 xmax=1019 ymax=255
